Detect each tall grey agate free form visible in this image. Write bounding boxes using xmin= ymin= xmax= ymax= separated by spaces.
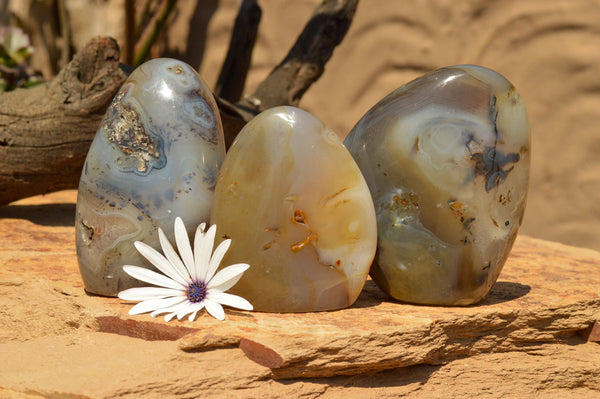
xmin=344 ymin=65 xmax=530 ymax=305
xmin=76 ymin=58 xmax=225 ymax=296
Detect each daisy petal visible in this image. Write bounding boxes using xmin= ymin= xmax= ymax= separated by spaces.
xmin=208 ymin=263 xmax=250 ymax=289
xmin=158 ymin=228 xmax=191 ymax=283
xmin=176 ymin=310 xmax=190 ymax=320
xmin=204 ymin=239 xmax=231 ymax=282
xmin=174 ymin=217 xmax=195 ymax=277
xmin=188 ymin=311 xmax=198 ymax=322
xmin=165 ymin=312 xmax=177 ymax=322
xmin=176 ymin=302 xmax=204 ymax=320
xmin=118 ymin=286 xmax=183 ymax=301
xmin=205 ymin=299 xmax=225 ymax=320
xmin=188 ymin=223 xmax=205 ymax=280
xmin=194 ymin=224 xmax=217 ymax=282
xmin=208 ymin=291 xmax=253 ymax=311
xmin=186 ymin=302 xmax=205 ymax=321
xmin=150 ymin=300 xmax=193 ymax=318
xmin=209 ymin=270 xmax=243 ymax=293
xmin=150 ymin=308 xmax=167 ymax=317
xmin=129 ymin=296 xmax=186 ymax=315
xmin=134 ymin=241 xmax=188 ymax=286
xmin=123 ymin=265 xmax=186 ymax=290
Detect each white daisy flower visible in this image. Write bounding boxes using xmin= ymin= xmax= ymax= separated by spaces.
xmin=118 ymin=217 xmax=252 ymax=321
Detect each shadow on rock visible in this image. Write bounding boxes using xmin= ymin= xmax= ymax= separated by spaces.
xmin=0 ymin=203 xmax=76 ymax=227
xmin=278 ymin=362 xmax=441 ymax=390
xmin=481 ymin=281 xmax=532 ymax=306
xmin=351 ymin=279 xmax=385 ymax=309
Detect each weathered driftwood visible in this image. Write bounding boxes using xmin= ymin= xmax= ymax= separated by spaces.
xmin=0 ymin=0 xmax=358 ymax=206
xmin=0 ymin=37 xmax=129 ymax=206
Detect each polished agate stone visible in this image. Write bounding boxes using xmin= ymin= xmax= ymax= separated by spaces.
xmin=76 ymin=58 xmax=225 ymax=296
xmin=210 ymin=106 xmax=377 ymax=312
xmin=344 ymin=65 xmax=530 ymax=305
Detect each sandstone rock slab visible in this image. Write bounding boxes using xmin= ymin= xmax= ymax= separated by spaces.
xmin=0 ymin=190 xmax=599 ymax=397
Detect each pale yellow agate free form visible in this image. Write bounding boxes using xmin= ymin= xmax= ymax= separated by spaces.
xmin=211 ymin=106 xmax=377 ymax=312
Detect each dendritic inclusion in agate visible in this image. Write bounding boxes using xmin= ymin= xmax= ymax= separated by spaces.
xmin=344 ymin=65 xmax=530 ymax=305
xmin=210 ymin=106 xmax=377 ymax=312
xmin=76 ymin=58 xmax=225 ymax=296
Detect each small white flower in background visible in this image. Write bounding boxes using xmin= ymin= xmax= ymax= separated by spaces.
xmin=118 ymin=217 xmax=252 ymax=321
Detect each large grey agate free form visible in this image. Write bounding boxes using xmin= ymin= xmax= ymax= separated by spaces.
xmin=76 ymin=58 xmax=225 ymax=296
xmin=344 ymin=65 xmax=530 ymax=305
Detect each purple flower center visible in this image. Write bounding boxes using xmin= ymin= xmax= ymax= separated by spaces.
xmin=186 ymin=281 xmax=207 ymax=303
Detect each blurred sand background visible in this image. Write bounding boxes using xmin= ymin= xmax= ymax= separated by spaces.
xmin=4 ymin=0 xmax=600 ymax=251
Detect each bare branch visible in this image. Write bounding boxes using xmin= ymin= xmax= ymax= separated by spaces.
xmin=214 ymin=0 xmax=262 ymax=103
xmin=133 ymin=0 xmax=178 ymax=67
xmin=124 ymin=0 xmax=136 ymax=66
xmin=57 ymin=0 xmax=73 ymax=70
xmin=240 ymin=0 xmax=358 ymax=111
